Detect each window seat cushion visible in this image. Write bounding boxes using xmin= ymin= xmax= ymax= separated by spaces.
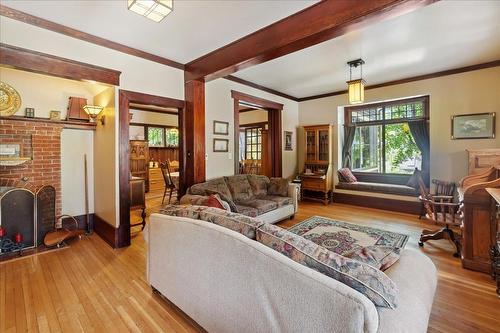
xmin=336 ymin=181 xmax=418 ymax=197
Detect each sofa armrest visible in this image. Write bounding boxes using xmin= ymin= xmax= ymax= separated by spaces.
xmin=288 ymin=183 xmax=299 ymax=213
xmin=179 ymin=194 xmax=209 ymax=206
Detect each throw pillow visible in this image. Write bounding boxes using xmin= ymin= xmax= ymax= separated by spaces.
xmin=337 ymin=168 xmax=357 ymax=183
xmin=246 ymin=174 xmax=270 ymax=198
xmin=344 ymin=246 xmax=401 ymax=271
xmin=205 ymin=190 xmax=238 ymax=212
xmin=268 ymin=178 xmax=289 ymax=197
xmin=406 ymin=168 xmax=422 ymax=189
xmin=199 ymin=208 xmax=264 ymax=239
xmin=206 ymin=194 xmax=228 ymax=211
xmin=256 ymin=223 xmax=398 ymax=308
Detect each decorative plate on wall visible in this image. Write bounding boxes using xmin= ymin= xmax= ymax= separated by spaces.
xmin=0 ymin=81 xmax=22 ymax=117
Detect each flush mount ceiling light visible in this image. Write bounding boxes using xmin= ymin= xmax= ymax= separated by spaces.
xmin=128 ymin=0 xmax=173 ymax=22
xmin=347 ymin=59 xmax=366 ymax=104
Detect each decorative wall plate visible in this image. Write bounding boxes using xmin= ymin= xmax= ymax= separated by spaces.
xmin=0 ymin=81 xmax=22 ymax=117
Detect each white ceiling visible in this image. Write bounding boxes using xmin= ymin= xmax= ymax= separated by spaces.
xmin=233 ymin=1 xmax=500 ymax=98
xmin=2 ymin=0 xmax=316 ymax=64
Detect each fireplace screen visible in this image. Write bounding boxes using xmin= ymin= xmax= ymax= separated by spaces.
xmin=36 ymin=185 xmax=56 ymax=246
xmin=0 ymin=187 xmax=36 ymax=251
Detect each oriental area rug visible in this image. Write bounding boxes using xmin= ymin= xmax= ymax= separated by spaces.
xmin=288 ymin=216 xmax=409 ymax=256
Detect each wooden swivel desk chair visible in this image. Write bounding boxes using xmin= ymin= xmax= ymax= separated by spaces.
xmin=417 ymin=175 xmax=463 ymax=257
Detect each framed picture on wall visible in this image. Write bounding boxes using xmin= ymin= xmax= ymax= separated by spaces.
xmin=284 ymin=131 xmax=293 ymax=151
xmin=213 ymin=121 xmax=229 ymax=135
xmin=451 ymin=112 xmax=495 ymax=139
xmin=213 ymin=138 xmax=229 ymax=152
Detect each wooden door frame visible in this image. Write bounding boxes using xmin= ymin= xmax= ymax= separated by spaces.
xmin=118 ymin=89 xmax=185 ymax=248
xmin=231 ymin=90 xmax=283 ymax=177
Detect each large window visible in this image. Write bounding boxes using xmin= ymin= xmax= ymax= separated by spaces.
xmin=147 ymin=126 xmax=179 ymax=147
xmin=347 ymin=96 xmax=428 ymax=175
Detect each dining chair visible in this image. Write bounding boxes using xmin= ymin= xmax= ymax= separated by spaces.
xmin=161 ymin=161 xmax=177 ymax=204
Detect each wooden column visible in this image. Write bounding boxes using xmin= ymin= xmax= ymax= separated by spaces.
xmin=182 ymin=79 xmax=206 ymax=194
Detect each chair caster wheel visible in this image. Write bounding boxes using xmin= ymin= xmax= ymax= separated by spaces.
xmin=418 ymin=242 xmax=424 ymax=247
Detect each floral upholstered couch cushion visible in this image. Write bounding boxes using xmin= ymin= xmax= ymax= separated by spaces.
xmin=159 ymin=205 xmax=264 ymax=239
xmin=199 ymin=208 xmax=264 ymax=239
xmin=256 ymin=223 xmax=399 ymax=308
xmin=183 ymin=175 xmax=292 ymax=218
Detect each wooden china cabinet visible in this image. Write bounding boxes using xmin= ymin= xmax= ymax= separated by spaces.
xmin=300 ymin=124 xmax=334 ymax=205
xmin=130 ymin=140 xmax=149 ymax=192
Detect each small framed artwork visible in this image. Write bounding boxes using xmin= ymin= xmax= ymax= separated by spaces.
xmin=451 ymin=112 xmax=495 ymax=139
xmin=49 ymin=110 xmax=61 ymax=121
xmin=213 ymin=121 xmax=229 ymax=135
xmin=284 ymin=131 xmax=293 ymax=151
xmin=213 ymin=138 xmax=229 ymax=152
xmin=25 ymin=107 xmax=35 ymax=118
xmin=0 ymin=142 xmax=22 ymax=158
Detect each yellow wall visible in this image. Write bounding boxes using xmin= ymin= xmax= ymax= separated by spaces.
xmin=298 ymin=66 xmax=500 ymax=184
xmin=93 ymin=88 xmax=118 ymax=227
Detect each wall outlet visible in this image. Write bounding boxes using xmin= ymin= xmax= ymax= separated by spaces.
xmin=228 ymin=153 xmax=232 ymax=160
xmin=205 ymin=153 xmax=208 ymax=161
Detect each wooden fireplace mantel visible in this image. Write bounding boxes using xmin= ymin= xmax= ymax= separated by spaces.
xmin=1 ymin=115 xmax=97 ymax=130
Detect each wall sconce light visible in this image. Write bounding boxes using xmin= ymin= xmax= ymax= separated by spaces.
xmin=83 ymin=105 xmax=105 ymax=125
xmin=128 ymin=0 xmax=173 ymax=22
xmin=347 ymin=59 xmax=366 ymax=104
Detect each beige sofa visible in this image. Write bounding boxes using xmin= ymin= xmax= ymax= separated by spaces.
xmin=146 ymin=213 xmax=437 ymax=333
xmin=180 ymin=174 xmax=298 ymax=224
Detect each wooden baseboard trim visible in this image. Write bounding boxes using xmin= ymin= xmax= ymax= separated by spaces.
xmin=61 ymin=213 xmax=94 ymax=230
xmin=94 ymin=214 xmax=118 ymax=248
xmin=333 ymin=192 xmax=421 ymax=215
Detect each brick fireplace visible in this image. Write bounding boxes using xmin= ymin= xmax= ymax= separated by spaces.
xmin=0 ymin=118 xmax=63 ymax=216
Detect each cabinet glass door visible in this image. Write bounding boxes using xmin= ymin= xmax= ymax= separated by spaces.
xmin=306 ymin=130 xmax=317 ymax=162
xmin=318 ymin=130 xmax=329 ymax=162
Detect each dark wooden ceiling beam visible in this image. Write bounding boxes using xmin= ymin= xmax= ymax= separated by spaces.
xmin=186 ymin=0 xmax=438 ymax=82
xmin=0 ymin=43 xmax=121 ymax=85
xmin=225 ymin=75 xmax=299 ymax=101
xmin=0 ymin=4 xmax=184 ymax=70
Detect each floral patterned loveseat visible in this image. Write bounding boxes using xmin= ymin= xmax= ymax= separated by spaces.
xmin=179 ymin=174 xmax=298 ymax=224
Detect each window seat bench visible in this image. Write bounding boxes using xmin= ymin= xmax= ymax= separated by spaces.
xmin=336 ymin=181 xmax=418 ymax=197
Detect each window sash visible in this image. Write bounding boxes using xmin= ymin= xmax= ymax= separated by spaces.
xmin=345 ymin=96 xmax=428 ymax=126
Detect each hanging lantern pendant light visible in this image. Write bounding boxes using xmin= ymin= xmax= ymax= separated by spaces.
xmin=347 ymin=59 xmax=365 ymax=104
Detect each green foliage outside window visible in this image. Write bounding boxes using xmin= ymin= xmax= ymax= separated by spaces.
xmin=148 ymin=127 xmax=164 ymax=147
xmin=148 ymin=127 xmax=179 ymax=147
xmin=165 ymin=128 xmax=179 ymax=147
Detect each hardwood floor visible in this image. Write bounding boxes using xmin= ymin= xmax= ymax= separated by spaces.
xmin=2 ymin=201 xmax=499 ymax=332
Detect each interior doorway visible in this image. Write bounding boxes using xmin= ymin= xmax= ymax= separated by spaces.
xmin=238 ymin=105 xmax=270 ymax=176
xmin=128 ymin=103 xmax=180 ymax=232
xmin=118 ymin=90 xmax=185 ymax=247
xmin=231 ymin=90 xmax=283 ymax=178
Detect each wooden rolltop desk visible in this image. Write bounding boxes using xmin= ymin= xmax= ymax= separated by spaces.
xmin=300 ymin=125 xmax=334 ymax=205
xmin=459 ymin=149 xmax=500 ymax=273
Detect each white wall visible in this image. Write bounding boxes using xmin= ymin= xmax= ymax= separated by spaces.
xmin=1 ymin=17 xmax=185 ymax=227
xmin=0 ymin=17 xmax=184 ymax=100
xmin=298 ymin=66 xmax=500 ymax=184
xmin=61 ymin=129 xmax=94 ymax=216
xmin=205 ymin=79 xmax=299 ymax=180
